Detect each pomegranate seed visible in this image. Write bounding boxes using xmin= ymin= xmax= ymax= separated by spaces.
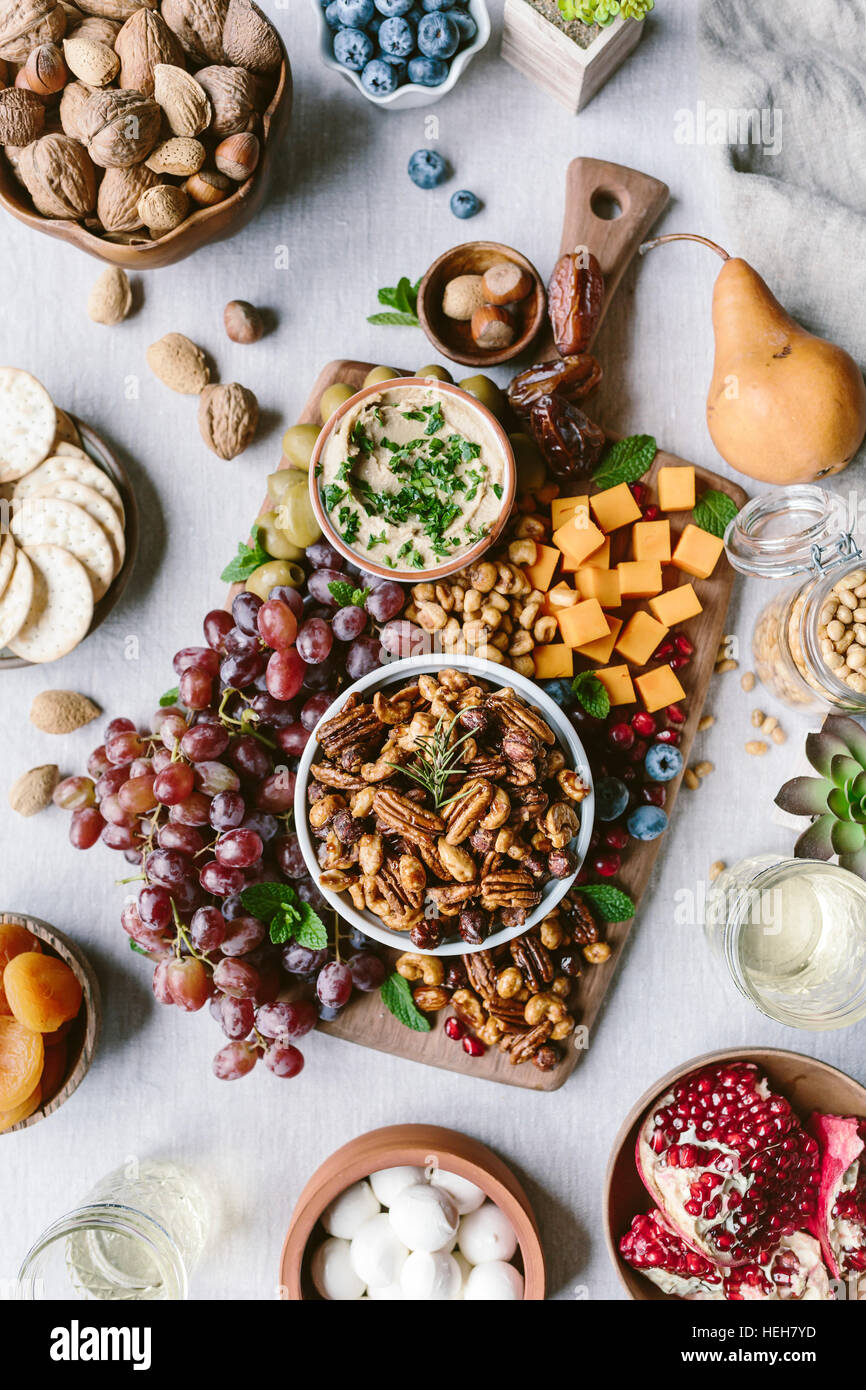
xmin=594 ymin=852 xmax=621 ymax=877
xmin=608 ymin=721 xmax=635 ymax=750
xmin=642 ymin=785 xmax=667 ymax=807
xmin=656 ymin=640 xmax=675 ymax=660
xmin=674 ymin=633 xmax=694 ymax=656
xmin=444 ymin=1017 xmax=465 ymax=1041
xmin=629 ymin=738 xmax=649 ymax=762
xmin=630 ymin=482 xmax=649 ymax=506
xmin=604 ymin=826 xmax=629 ymax=850
xmin=670 ymin=653 xmax=691 ymax=670
xmin=643 ymin=504 xmax=660 ymax=521
xmin=462 ymin=1035 xmax=485 ymax=1057
xmin=656 ymin=728 xmax=680 ymax=746
xmin=631 ymin=711 xmax=656 ymax=737
xmin=665 ymin=704 xmax=686 ymax=725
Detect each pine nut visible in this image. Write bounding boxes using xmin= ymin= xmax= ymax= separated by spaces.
xmin=694 ymin=760 xmax=714 ymax=778
xmin=745 ymin=740 xmax=768 ymax=756
xmin=684 ymin=768 xmax=701 ymax=790
xmin=771 ymin=726 xmax=787 ymax=744
xmin=709 ymin=860 xmax=726 ymax=882
xmin=740 ymin=670 xmax=756 ymax=692
xmin=751 ymin=708 xmax=766 ymax=727
xmin=698 ymin=714 xmax=715 ymax=732
xmin=716 ymin=659 xmax=738 ymax=673
xmin=760 ymin=715 xmax=778 ymax=735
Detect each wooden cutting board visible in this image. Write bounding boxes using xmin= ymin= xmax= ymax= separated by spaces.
xmin=242 ymin=159 xmax=748 ymax=1091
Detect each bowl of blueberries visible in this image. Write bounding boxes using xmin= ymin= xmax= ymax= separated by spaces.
xmin=315 ymin=0 xmax=491 ymax=109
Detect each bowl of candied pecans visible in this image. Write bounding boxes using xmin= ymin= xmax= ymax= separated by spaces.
xmin=294 ymin=655 xmax=595 ymax=956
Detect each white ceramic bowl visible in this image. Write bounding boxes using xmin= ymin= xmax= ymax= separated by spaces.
xmin=312 ymin=0 xmax=491 ymax=111
xmin=294 ymin=654 xmax=595 ymax=956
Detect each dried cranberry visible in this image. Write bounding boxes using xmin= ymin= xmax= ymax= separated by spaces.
xmin=631 ymin=711 xmax=656 ymax=737
xmin=462 ymin=1035 xmax=485 ymax=1057
xmin=594 ymin=853 xmax=621 ymax=877
xmin=444 ymin=1016 xmax=466 ymax=1041
xmin=642 ymin=785 xmax=667 ymax=807
xmin=665 ymin=704 xmax=686 ymax=726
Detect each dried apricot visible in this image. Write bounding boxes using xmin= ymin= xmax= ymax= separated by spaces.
xmin=0 ymin=1016 xmax=44 ymax=1109
xmin=0 ymin=922 xmax=41 ymax=1016
xmin=0 ymin=1080 xmax=42 ymax=1133
xmin=3 ymin=952 xmax=82 ymax=1033
xmin=40 ymin=1040 xmax=68 ymax=1103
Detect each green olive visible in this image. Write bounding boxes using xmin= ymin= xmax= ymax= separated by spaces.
xmin=459 ymin=374 xmax=506 ymax=419
xmin=281 ymin=423 xmax=321 ymax=471
xmin=275 ymin=487 xmax=322 ymax=549
xmin=245 ymin=559 xmax=304 ymax=600
xmin=363 ymin=366 xmax=401 ymax=386
xmin=416 ymin=364 xmax=454 ymax=383
xmin=258 ymin=509 xmax=307 ymax=560
xmin=267 ymin=467 xmax=310 ymax=505
xmin=319 ymin=382 xmax=355 ymax=424
xmin=510 ymin=431 xmax=547 ymax=493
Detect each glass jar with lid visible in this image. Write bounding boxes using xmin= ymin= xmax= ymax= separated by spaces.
xmin=725 ymin=485 xmax=866 ymax=711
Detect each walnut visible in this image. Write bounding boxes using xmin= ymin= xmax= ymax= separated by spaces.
xmin=194 ymin=63 xmax=256 ymax=136
xmin=114 ymin=8 xmax=184 ymax=94
xmin=510 ymin=932 xmax=554 ymax=992
xmin=0 ymin=0 xmax=66 ymax=64
xmin=0 ymin=87 xmax=46 ymax=145
xmin=58 ymin=80 xmax=92 ymax=141
xmin=79 ymin=87 xmax=161 ymax=167
xmin=95 ymin=161 xmax=157 ymax=230
xmin=75 ymin=0 xmax=158 ymax=18
xmin=480 ymin=869 xmax=540 ymax=913
xmin=198 ymin=382 xmax=258 ymax=459
xmin=317 ymin=704 xmax=381 ymax=761
xmin=153 ymin=62 xmax=211 ymax=136
xmin=222 ymin=0 xmax=281 ymax=74
xmin=18 ymin=133 xmax=96 ymax=217
xmin=161 ymin=0 xmax=227 ymax=64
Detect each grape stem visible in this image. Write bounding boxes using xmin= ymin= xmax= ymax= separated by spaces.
xmin=218 ymin=687 xmax=277 ymax=749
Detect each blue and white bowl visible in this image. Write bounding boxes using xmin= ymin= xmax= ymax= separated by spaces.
xmin=312 ymin=0 xmax=491 ymax=110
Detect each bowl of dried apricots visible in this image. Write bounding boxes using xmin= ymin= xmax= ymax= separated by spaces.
xmin=0 ymin=912 xmax=100 ymax=1134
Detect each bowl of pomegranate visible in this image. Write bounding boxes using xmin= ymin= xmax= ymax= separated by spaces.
xmin=605 ymin=1048 xmax=866 ymax=1302
xmin=294 ymin=654 xmax=594 ymax=957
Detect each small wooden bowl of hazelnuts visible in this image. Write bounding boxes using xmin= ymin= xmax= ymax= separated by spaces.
xmin=417 ymin=241 xmax=547 ymax=368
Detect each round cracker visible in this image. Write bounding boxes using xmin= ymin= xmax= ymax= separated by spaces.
xmin=8 ymin=543 xmax=93 ymax=663
xmin=31 ymin=480 xmax=125 ymax=577
xmin=53 ymin=409 xmax=82 ymax=450
xmin=0 ymin=368 xmax=57 ymax=482
xmin=10 ymin=496 xmax=114 ymax=601
xmin=0 ymin=533 xmax=16 ymax=601
xmin=0 ymin=548 xmax=34 ymax=649
xmin=14 ymin=453 xmax=125 ymax=526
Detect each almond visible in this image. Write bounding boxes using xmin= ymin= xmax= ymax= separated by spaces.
xmin=63 ymin=35 xmax=120 ymax=85
xmin=198 ymin=381 xmax=258 ymax=459
xmin=114 ymin=7 xmax=184 ymax=95
xmin=30 ymin=689 xmax=101 ymax=733
xmin=9 ymin=764 xmax=59 ymax=817
xmin=87 ymin=266 xmax=132 ymax=325
xmin=144 ymin=135 xmax=204 ymax=177
xmin=146 ymin=332 xmax=209 ymax=394
xmin=152 ymin=61 xmax=211 ymax=136
xmin=222 ymin=0 xmax=280 ymax=74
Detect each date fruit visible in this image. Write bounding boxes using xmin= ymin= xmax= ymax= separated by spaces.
xmin=507 ymin=354 xmax=603 ymax=415
xmin=528 ymin=394 xmax=606 ymax=482
xmin=548 ymin=245 xmax=605 ymax=357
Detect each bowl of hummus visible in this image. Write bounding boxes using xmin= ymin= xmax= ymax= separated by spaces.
xmin=309 ymin=379 xmax=515 ymax=582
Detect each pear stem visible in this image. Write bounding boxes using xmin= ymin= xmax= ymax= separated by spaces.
xmin=639 ymin=233 xmax=731 ymax=261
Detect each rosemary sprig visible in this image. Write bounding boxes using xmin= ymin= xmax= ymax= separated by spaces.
xmin=390 ymin=713 xmax=474 ymax=810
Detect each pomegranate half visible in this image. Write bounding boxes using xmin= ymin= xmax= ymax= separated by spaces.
xmin=810 ymin=1113 xmax=866 ymax=1288
xmin=635 ymin=1061 xmax=821 ymax=1267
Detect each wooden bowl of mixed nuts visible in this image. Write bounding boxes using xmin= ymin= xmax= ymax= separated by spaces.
xmin=0 ymin=0 xmax=292 ymax=269
xmin=294 ymin=654 xmax=595 ymax=957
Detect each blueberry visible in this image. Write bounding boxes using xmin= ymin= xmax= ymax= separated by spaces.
xmin=407 ymin=54 xmax=449 ymax=84
xmin=596 ymin=776 xmax=629 ymax=823
xmin=408 ymin=147 xmax=448 ymax=188
xmin=451 ymin=10 xmax=477 ymax=42
xmin=360 ymin=57 xmax=399 ymax=94
xmin=375 ymin=0 xmax=414 ymax=11
xmin=378 ymin=14 xmax=415 ymax=54
xmin=418 ymin=10 xmax=459 ymax=56
xmin=333 ymin=26 xmax=375 ymax=70
xmin=421 ymin=0 xmax=457 ymax=8
xmin=384 ymin=55 xmax=409 ymax=81
xmin=324 ymin=0 xmax=342 ymax=26
xmin=335 ymin=0 xmax=375 ymax=24
xmin=627 ymin=804 xmax=669 ymax=841
xmin=541 ymin=678 xmax=575 ymax=708
xmin=450 ymin=188 xmax=481 ymax=218
xmin=644 ymin=742 xmax=684 ymax=783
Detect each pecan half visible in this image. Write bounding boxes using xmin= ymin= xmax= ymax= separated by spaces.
xmin=317 ymin=704 xmax=382 ymax=759
xmin=427 ymin=882 xmax=480 ymax=915
xmin=500 ymin=1020 xmax=553 ymax=1065
xmin=486 ymin=690 xmax=556 ymax=747
xmin=569 ymin=897 xmax=600 ymax=945
xmin=312 ymin=766 xmax=368 ymax=791
xmin=373 ymin=787 xmax=444 ymax=840
xmin=510 ymin=932 xmax=554 ymax=992
xmin=443 ymin=778 xmax=494 ymax=844
xmin=464 ymin=950 xmax=498 ymax=1002
xmin=480 ymin=870 xmax=540 ymax=912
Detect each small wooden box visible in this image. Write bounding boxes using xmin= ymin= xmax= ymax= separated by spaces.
xmin=501 ymin=0 xmax=644 ymax=113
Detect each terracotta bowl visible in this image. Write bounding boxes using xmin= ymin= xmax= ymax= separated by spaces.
xmin=417 ymin=242 xmax=547 ymax=368
xmin=0 ymin=415 xmax=139 ymax=670
xmin=604 ymin=1046 xmax=866 ymax=1301
xmin=308 ymin=376 xmax=515 ymax=583
xmin=294 ymin=653 xmax=595 ymax=957
xmin=0 ymin=55 xmax=292 ymax=269
xmin=279 ymin=1124 xmax=545 ymax=1300
xmin=1 ymin=911 xmax=101 ymax=1135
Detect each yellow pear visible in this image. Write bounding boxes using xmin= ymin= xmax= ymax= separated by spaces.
xmin=642 ymin=234 xmax=866 ymax=484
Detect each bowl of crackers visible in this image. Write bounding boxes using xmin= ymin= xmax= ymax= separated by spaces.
xmin=0 ymin=368 xmax=137 ymax=667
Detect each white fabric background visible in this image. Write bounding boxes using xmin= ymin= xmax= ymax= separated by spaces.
xmin=1 ymin=0 xmax=864 ymax=1301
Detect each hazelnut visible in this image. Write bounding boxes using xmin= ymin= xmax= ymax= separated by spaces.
xmin=532 ymin=1044 xmax=560 ymax=1072
xmin=184 ymin=168 xmax=232 ymax=207
xmin=19 ymin=42 xmax=67 ymax=97
xmin=471 ymin=305 xmax=516 ymax=351
xmin=224 ymin=299 xmax=264 ymax=344
xmin=548 ymin=848 xmax=577 ymax=879
xmin=442 ymin=273 xmax=486 ymax=322
xmin=214 ymin=131 xmax=260 ymax=182
xmin=481 ymin=261 xmax=533 ymax=305
xmin=410 ymin=919 xmax=443 ymax=952
xmin=458 ymin=906 xmax=489 ymax=946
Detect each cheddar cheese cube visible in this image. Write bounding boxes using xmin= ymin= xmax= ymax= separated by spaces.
xmin=533 ymin=644 xmax=573 ymax=680
xmin=657 ymin=465 xmax=696 ymax=511
xmin=576 ymin=566 xmax=621 ymax=608
xmin=562 ymin=536 xmax=610 ymax=573
xmin=590 ymin=482 xmax=642 ymax=533
xmin=615 ymin=611 xmax=670 ymax=666
xmin=593 ymin=664 xmax=636 ymax=706
xmin=543 ymin=582 xmax=578 ymax=616
xmin=557 ymin=598 xmax=610 ymax=649
xmin=635 ymin=664 xmax=686 ymax=713
xmin=632 ymin=519 xmax=671 ymax=564
xmin=649 ymin=583 xmax=703 ymax=626
xmin=576 ymin=615 xmax=622 ymax=664
xmin=618 ymin=560 xmax=663 ymax=599
xmin=672 ymin=524 xmax=725 ymax=580
xmin=550 ymin=495 xmax=589 ymax=531
xmin=552 ymin=514 xmax=606 ymax=568
xmin=524 ymin=543 xmax=560 ymax=593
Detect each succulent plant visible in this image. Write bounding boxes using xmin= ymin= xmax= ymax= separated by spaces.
xmin=557 ymin=0 xmax=654 ymax=26
xmin=775 ymin=713 xmax=866 ymax=878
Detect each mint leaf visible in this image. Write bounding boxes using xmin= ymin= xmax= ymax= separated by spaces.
xmin=693 ymin=489 xmax=738 ymax=539
xmin=240 ymin=882 xmax=297 ymax=920
xmin=159 ymin=686 xmax=180 ymax=708
xmin=572 ymin=671 xmax=610 ymax=719
xmin=240 ymin=883 xmax=326 ymax=949
xmin=575 ymin=883 xmax=635 ymax=923
xmin=592 ymin=434 xmax=657 ymax=491
xmin=367 ymin=311 xmax=420 ymax=327
xmin=220 ymin=524 xmax=271 ymax=583
xmin=328 ymin=580 xmax=371 ymax=609
xmin=268 ymin=908 xmax=297 ymax=945
xmin=369 ymin=276 xmax=420 ymax=327
xmin=380 ymin=972 xmax=431 ymax=1032
xmin=294 ymin=904 xmax=327 ymax=950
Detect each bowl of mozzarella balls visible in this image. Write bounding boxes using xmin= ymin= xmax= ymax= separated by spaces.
xmin=280 ymin=1125 xmax=545 ymax=1300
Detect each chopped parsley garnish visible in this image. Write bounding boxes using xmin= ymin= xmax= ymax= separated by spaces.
xmin=322 ymin=483 xmax=346 ymax=512
xmin=338 ymin=506 xmax=360 ymax=544
xmin=492 ymin=483 xmax=503 ymax=500
xmin=350 ymin=421 xmax=374 ymax=453
xmin=367 ymin=531 xmax=387 ymax=550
